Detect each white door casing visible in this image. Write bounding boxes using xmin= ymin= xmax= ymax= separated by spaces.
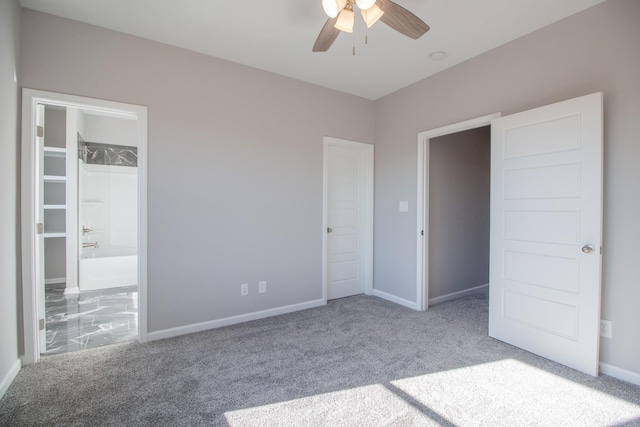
xmin=21 ymin=88 xmax=149 ymax=364
xmin=489 ymin=92 xmax=603 ymax=376
xmin=323 ymin=137 xmax=373 ymax=301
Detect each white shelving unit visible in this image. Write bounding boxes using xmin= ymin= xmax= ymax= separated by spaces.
xmin=43 ymin=146 xmax=67 ymax=240
xmin=43 ymin=232 xmax=66 ymax=238
xmin=43 ymin=175 xmax=67 ymax=183
xmin=44 ymin=146 xmax=66 ymax=157
xmin=41 ymin=107 xmax=80 ymax=296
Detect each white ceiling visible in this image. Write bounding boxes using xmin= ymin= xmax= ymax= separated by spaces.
xmin=18 ymin=0 xmax=606 ymax=100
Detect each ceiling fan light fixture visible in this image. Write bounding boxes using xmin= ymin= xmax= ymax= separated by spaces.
xmin=361 ymin=4 xmax=384 ymax=28
xmin=322 ymin=0 xmax=347 ymax=18
xmin=334 ymin=7 xmax=355 ymax=33
xmin=355 ymin=0 xmax=376 ymax=10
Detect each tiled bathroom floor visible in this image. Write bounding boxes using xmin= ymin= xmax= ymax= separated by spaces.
xmin=44 ymin=283 xmax=138 ymax=355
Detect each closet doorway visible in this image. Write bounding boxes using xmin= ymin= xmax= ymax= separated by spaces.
xmin=427 ymin=126 xmax=491 ymax=306
xmin=416 ymin=113 xmax=500 ymax=309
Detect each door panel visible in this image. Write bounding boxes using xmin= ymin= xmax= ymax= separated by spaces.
xmin=489 ymin=92 xmax=603 ymax=376
xmin=326 ymin=140 xmax=372 ymax=300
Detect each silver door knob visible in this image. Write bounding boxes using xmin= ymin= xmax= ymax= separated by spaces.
xmin=581 ymin=244 xmax=595 ymax=254
xmin=327 ymin=227 xmax=332 ymax=233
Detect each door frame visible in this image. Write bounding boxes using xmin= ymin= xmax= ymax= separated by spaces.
xmin=322 ymin=137 xmax=374 ymax=303
xmin=20 ymin=88 xmax=149 ymax=364
xmin=415 ymin=113 xmax=501 ymax=310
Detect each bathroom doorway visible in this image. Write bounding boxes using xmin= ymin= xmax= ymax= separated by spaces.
xmin=21 ymin=89 xmax=148 ymax=363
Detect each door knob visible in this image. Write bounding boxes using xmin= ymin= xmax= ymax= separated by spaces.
xmin=327 ymin=227 xmax=332 ymax=233
xmin=581 ymin=244 xmax=595 ymax=254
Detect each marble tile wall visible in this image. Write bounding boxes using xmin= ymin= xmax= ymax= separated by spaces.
xmin=78 ymin=138 xmax=138 ymax=167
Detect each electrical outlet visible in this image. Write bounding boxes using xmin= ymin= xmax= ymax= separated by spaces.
xmin=240 ymin=283 xmax=248 ymax=296
xmin=600 ymin=319 xmax=612 ymax=339
xmin=259 ymin=281 xmax=267 ymax=294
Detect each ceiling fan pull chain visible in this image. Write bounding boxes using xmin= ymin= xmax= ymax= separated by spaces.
xmin=353 ymin=30 xmax=356 ymax=55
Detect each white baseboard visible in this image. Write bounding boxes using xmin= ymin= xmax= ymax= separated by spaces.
xmin=147 ymin=299 xmax=326 ymax=342
xmin=45 ymin=277 xmax=65 ymax=285
xmin=63 ymin=286 xmax=80 ymax=295
xmin=428 ymin=284 xmax=489 ymax=307
xmin=0 ymin=359 xmax=21 ymax=399
xmin=372 ymin=289 xmax=421 ymax=311
xmin=600 ymin=362 xmax=640 ymax=386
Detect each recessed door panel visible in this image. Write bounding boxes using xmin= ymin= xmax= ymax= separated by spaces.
xmin=505 ymin=163 xmax=580 ymax=199
xmin=504 ymin=114 xmax=580 ymax=159
xmin=504 ymin=250 xmax=579 ymax=293
xmin=503 ymin=290 xmax=578 ymax=340
xmin=504 ymin=210 xmax=580 ymax=245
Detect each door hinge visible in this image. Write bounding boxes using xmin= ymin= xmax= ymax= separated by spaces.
xmin=36 ymin=223 xmax=44 ymax=235
xmin=36 ymin=126 xmax=44 ymax=138
xmin=39 ymin=319 xmax=45 ymax=330
xmin=600 ymin=246 xmax=603 ymax=254
xmin=421 ymin=230 xmax=424 ymax=236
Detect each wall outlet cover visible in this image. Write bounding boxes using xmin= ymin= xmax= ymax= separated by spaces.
xmin=259 ymin=281 xmax=267 ymax=293
xmin=241 ymin=283 xmax=248 ymax=296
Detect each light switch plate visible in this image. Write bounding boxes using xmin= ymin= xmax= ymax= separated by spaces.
xmin=399 ymin=201 xmax=409 ymax=212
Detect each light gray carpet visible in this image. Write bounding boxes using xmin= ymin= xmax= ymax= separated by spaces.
xmin=2 ymin=292 xmax=639 ymax=426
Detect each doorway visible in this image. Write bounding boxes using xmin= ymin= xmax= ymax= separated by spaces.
xmin=21 ymin=89 xmax=148 ymax=364
xmin=416 ymin=93 xmax=603 ymax=376
xmin=427 ymin=126 xmax=491 ymax=306
xmin=416 ymin=113 xmax=500 ymax=310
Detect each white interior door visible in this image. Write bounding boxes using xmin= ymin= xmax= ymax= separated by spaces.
xmin=489 ymin=92 xmax=603 ymax=376
xmin=35 ymin=103 xmax=46 ymax=350
xmin=325 ymin=138 xmax=373 ymax=300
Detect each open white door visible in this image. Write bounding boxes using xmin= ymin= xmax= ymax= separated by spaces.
xmin=35 ymin=103 xmax=47 ymax=351
xmin=489 ymin=92 xmax=603 ymax=376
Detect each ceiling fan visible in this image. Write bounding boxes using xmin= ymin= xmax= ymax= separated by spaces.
xmin=313 ymin=0 xmax=430 ymax=52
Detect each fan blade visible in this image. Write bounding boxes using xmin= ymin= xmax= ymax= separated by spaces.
xmin=377 ymin=0 xmax=430 ymax=40
xmin=313 ymin=17 xmax=341 ymax=52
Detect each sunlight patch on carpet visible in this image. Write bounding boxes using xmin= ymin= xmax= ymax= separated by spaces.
xmin=224 ymin=383 xmax=439 ymax=426
xmin=391 ymin=359 xmax=640 ymax=426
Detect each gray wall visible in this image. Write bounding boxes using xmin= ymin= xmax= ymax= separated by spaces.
xmin=0 ymin=0 xmax=21 ymax=395
xmin=374 ymin=0 xmax=640 ymax=374
xmin=20 ymin=9 xmax=375 ymax=332
xmin=43 ymin=107 xmax=65 ymax=148
xmin=429 ymin=127 xmax=490 ymax=300
xmin=82 ymin=114 xmax=139 ymax=147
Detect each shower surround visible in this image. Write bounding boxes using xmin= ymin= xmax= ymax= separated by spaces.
xmin=79 ymin=139 xmax=138 ymax=291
